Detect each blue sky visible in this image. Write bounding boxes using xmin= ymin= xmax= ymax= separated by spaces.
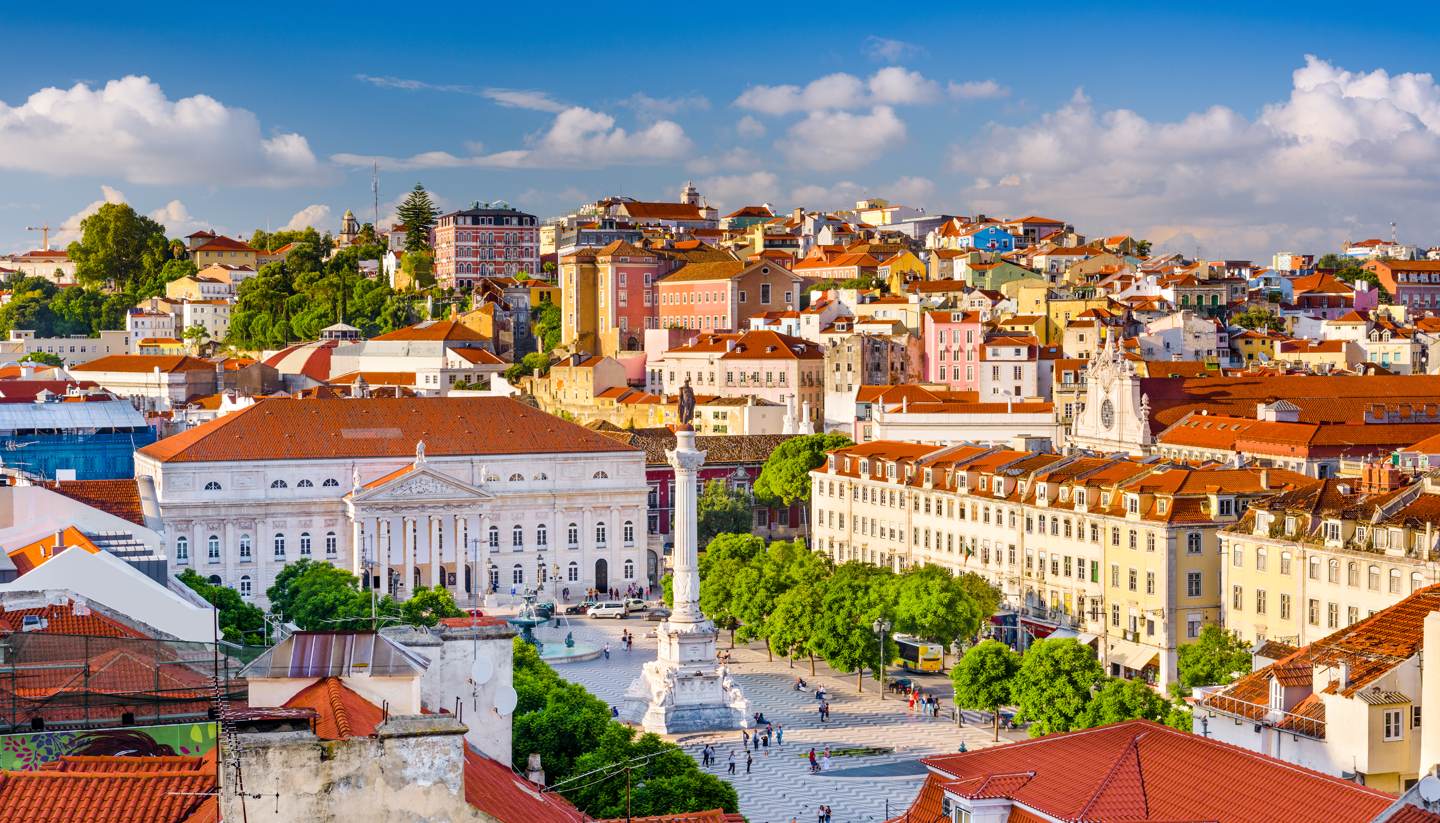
xmin=5 ymin=3 xmax=1440 ymax=259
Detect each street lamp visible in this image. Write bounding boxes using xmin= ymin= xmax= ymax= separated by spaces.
xmin=873 ymin=618 xmax=892 ymax=700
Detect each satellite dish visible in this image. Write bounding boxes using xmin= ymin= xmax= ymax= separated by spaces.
xmin=494 ymin=684 xmax=518 ymax=716
xmin=1418 ymin=774 xmax=1440 ymax=803
xmin=471 ymin=648 xmax=494 ymax=685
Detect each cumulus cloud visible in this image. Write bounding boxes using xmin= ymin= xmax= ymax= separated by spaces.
xmin=283 ymin=204 xmax=332 ymax=231
xmin=735 ymin=67 xmax=958 ymax=115
xmin=334 ymin=105 xmax=691 ymax=170
xmin=148 ymin=199 xmax=206 ymax=237
xmin=736 ymin=115 xmax=766 ymax=139
xmin=948 ymin=79 xmax=1009 ymax=100
xmin=697 ymin=171 xmax=781 ymax=210
xmin=868 ymin=67 xmax=942 ymax=105
xmin=863 ymin=36 xmax=926 ymax=63
xmin=779 ymin=106 xmax=906 ymax=171
xmin=948 ymin=56 xmax=1440 ymax=257
xmin=52 ymin=185 xmax=127 ymax=245
xmin=0 ymin=76 xmax=324 ymax=186
xmin=791 ymin=175 xmax=935 ymax=211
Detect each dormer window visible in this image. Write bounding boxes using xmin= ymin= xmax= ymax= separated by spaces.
xmin=1158 ymin=498 xmax=1168 ymax=515
xmin=1324 ymin=521 xmax=1341 ymax=542
xmin=1076 ymin=489 xmax=1087 ymax=506
xmin=995 ymin=479 xmax=1006 ymax=496
xmin=1126 ymin=495 xmax=1139 ymax=515
xmin=1102 ymin=492 xmax=1112 ymax=507
xmin=924 ymin=468 xmax=933 ymax=485
xmin=979 ymin=476 xmax=988 ymax=490
xmin=860 ymin=459 xmax=870 ymax=476
xmin=1285 ymin=516 xmax=1297 ymax=536
xmin=1218 ymin=498 xmax=1234 ymax=517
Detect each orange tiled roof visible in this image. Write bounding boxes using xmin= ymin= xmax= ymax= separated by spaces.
xmin=7 ymin=527 xmax=101 ymax=575
xmin=371 ymin=319 xmax=486 ymax=343
xmin=282 ymin=677 xmax=384 ymax=739
xmin=463 ymin=745 xmax=587 ymax=822
xmin=0 ymin=755 xmax=216 ymax=823
xmin=137 ymin=396 xmax=637 ymax=464
xmin=71 ymin=355 xmax=217 ymax=374
xmin=896 ymin=720 xmax=1392 ymax=823
xmin=49 ymin=479 xmax=145 ymax=526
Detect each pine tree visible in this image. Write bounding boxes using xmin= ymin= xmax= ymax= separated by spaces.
xmin=395 ymin=183 xmax=439 ymax=253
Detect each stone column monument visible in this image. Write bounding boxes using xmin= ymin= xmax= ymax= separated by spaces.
xmin=621 ymin=425 xmax=749 ymax=732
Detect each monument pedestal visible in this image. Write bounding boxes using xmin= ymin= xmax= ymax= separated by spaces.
xmin=619 ymin=425 xmax=749 ymax=733
xmin=621 ymin=618 xmax=749 ymax=733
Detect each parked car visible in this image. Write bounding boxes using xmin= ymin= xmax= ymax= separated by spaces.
xmin=587 ymin=601 xmax=628 ymax=619
xmin=624 ymin=598 xmax=649 ymax=613
xmin=646 ymin=607 xmax=672 ymax=622
xmin=564 ymin=600 xmax=596 ymax=615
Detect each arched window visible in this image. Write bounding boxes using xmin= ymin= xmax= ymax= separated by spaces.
xmin=207 ymin=535 xmax=220 ymax=560
xmin=297 ymin=479 xmax=314 ymax=488
xmin=274 ymin=533 xmax=286 ymax=559
xmin=623 ymin=559 xmax=635 ymax=580
xmin=1348 ymin=561 xmax=1359 ymax=587
xmin=488 ymin=526 xmax=500 ymax=549
xmin=322 ymin=478 xmax=339 ymax=487
xmin=1368 ymin=565 xmax=1381 ymax=590
xmin=536 ymin=524 xmax=548 ymax=546
xmin=175 ymin=536 xmax=189 ymax=562
xmin=208 ymin=574 xmax=222 ymax=586
xmin=512 ymin=564 xmax=524 ymax=585
xmin=1414 ymin=572 xmax=1426 ymax=593
xmin=204 ymin=481 xmax=222 ymax=491
xmin=512 ymin=525 xmax=524 ymax=548
xmin=567 ymin=523 xmax=579 ymax=546
xmin=488 ymin=566 xmax=500 ymax=590
xmin=271 ymin=479 xmax=287 ymax=489
xmin=596 ymin=522 xmax=607 ymax=545
xmin=300 ymin=532 xmax=312 ymax=556
xmin=1327 ymin=559 xmax=1339 ymax=583
xmin=509 ymin=473 xmax=524 ymax=482
xmin=239 ymin=534 xmax=252 ymax=559
xmin=623 ymin=521 xmax=635 ymax=546
xmin=539 ymin=565 xmax=548 ymax=583
xmin=325 ymin=532 xmax=337 ymax=556
xmin=567 ymin=561 xmax=579 ymax=582
xmin=1390 ymin=568 xmax=1402 ymax=593
xmin=593 ymin=471 xmax=609 ymax=479
xmin=239 ymin=575 xmax=252 ymax=598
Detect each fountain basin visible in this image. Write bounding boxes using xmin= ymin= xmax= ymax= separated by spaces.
xmin=539 ymin=640 xmax=602 ymax=663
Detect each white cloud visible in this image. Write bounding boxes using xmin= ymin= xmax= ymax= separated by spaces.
xmin=868 ymin=67 xmax=941 ymax=105
xmin=948 ymin=56 xmax=1440 ymax=257
xmin=283 ymin=204 xmax=332 ymax=231
xmin=687 ymin=147 xmax=761 ymax=175
xmin=736 ymin=115 xmax=766 ymax=140
xmin=334 ymin=105 xmax=691 ymax=171
xmin=790 ymin=175 xmax=935 ymax=211
xmin=52 ymin=185 xmax=127 ymax=246
xmin=0 ymin=76 xmax=324 ymax=186
xmin=779 ymin=106 xmax=906 ymax=171
xmin=735 ymin=67 xmax=955 ymax=115
xmin=863 ymin=36 xmax=926 ymax=63
xmin=621 ymin=92 xmax=710 ymax=117
xmin=148 ymin=199 xmax=207 ymax=237
xmin=697 ymin=171 xmax=781 ymax=210
xmin=356 ymin=74 xmax=568 ymax=112
xmin=948 ymin=80 xmax=1009 ymax=100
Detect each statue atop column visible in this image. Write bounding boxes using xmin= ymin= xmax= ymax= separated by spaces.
xmin=620 ymin=424 xmax=749 ymax=732
xmin=678 ymin=378 xmax=696 ymax=425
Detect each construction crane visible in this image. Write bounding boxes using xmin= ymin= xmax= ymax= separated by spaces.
xmin=24 ymin=225 xmax=51 ymax=251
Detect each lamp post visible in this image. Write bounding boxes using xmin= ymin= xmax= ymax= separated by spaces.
xmin=873 ymin=618 xmax=891 ymax=700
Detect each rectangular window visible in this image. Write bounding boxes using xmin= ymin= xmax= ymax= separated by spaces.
xmin=1308 ymin=598 xmax=1320 ymax=625
xmin=1186 ymin=571 xmax=1201 ymax=597
xmin=1385 ymin=709 xmax=1404 ymax=741
xmin=1280 ymin=593 xmax=1292 ymax=620
xmin=1232 ymin=585 xmax=1244 ymax=610
xmin=1256 ymin=589 xmax=1267 ymax=614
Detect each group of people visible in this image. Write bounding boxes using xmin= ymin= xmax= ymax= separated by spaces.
xmin=806 ymin=746 xmax=833 ymax=774
xmin=905 ymin=685 xmax=942 ymax=717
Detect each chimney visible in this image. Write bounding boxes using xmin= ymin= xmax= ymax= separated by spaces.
xmin=1422 ymin=611 xmax=1440 ymax=777
xmin=1259 ymin=468 xmax=1269 ymax=490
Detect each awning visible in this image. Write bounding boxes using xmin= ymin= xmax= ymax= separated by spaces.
xmin=1048 ymin=627 xmax=1079 ymax=639
xmin=1107 ymin=637 xmax=1160 ymax=672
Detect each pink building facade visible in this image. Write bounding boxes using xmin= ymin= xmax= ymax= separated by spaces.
xmin=921 ymin=310 xmax=984 ymax=391
xmin=433 ymin=205 xmax=540 ymax=290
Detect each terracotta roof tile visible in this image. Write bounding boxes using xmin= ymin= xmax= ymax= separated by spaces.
xmin=0 ymin=761 xmax=216 ymax=823
xmin=71 ymin=355 xmax=217 ymax=374
xmin=136 ymin=397 xmax=637 ymax=463
xmin=371 ymin=319 xmax=486 ymax=343
xmin=282 ymin=677 xmax=384 ymax=739
xmin=49 ymin=479 xmax=146 ymax=526
xmin=463 ymin=745 xmax=587 ymax=822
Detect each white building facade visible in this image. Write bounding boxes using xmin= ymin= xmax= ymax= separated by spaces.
xmin=135 ymin=397 xmax=649 ymax=608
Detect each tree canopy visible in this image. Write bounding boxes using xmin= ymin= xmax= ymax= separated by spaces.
xmin=950 ymin=640 xmax=1020 ymax=740
xmin=396 ymin=184 xmax=439 ymax=253
xmin=1175 ymin=624 xmax=1252 ymax=689
xmin=1231 ymin=306 xmax=1285 ymax=332
xmin=753 ymin=433 xmax=853 ymax=508
xmin=697 ymin=480 xmax=752 ymax=547
xmin=177 ymin=569 xmax=265 ymax=645
xmin=1010 ymin=638 xmax=1105 ymax=736
xmin=1077 ymin=677 xmax=1168 ymax=728
xmin=68 ymin=202 xmax=170 ymax=292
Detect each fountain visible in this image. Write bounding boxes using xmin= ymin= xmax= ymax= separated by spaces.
xmin=507 ymin=590 xmax=602 ymax=663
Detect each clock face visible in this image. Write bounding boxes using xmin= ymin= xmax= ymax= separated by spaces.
xmin=1100 ymin=399 xmax=1115 ymax=430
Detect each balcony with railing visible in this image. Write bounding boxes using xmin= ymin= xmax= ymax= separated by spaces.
xmin=1200 ymin=692 xmax=1326 ymax=740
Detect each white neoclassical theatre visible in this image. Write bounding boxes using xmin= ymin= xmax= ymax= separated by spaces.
xmin=134 ymin=396 xmax=648 ymax=608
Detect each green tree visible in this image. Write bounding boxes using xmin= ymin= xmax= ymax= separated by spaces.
xmin=955 ymin=571 xmax=1002 ymax=625
xmin=893 ymin=564 xmax=983 ymax=663
xmin=731 ymin=539 xmax=826 ymax=660
xmin=1011 ymin=638 xmax=1104 ymax=736
xmin=182 ymin=324 xmax=211 ymax=351
xmin=697 ymin=533 xmax=763 ymax=647
xmin=68 ymin=202 xmax=169 ymax=291
xmin=696 ymin=480 xmax=752 ymax=548
xmin=532 ymin=300 xmax=562 ymax=353
xmin=401 ymin=248 xmax=435 ymax=290
xmin=950 ymin=640 xmax=1020 ymax=741
xmin=177 ymin=568 xmax=266 ymax=645
xmin=19 ymin=351 xmax=63 ymax=367
xmin=753 ymin=434 xmax=853 ymax=538
xmin=767 ymin=579 xmax=827 ymax=675
xmin=395 ymin=184 xmax=439 ymax=253
xmin=1176 ymin=624 xmax=1252 ymax=689
xmin=813 ymin=562 xmax=896 ymax=692
xmin=0 ymin=276 xmax=59 ymax=336
xmin=1076 ymin=677 xmax=1168 ymax=729
xmin=659 ymin=573 xmax=673 ymax=607
xmin=400 ymin=585 xmax=464 ymax=626
xmin=1231 ymin=307 xmax=1284 ymax=332
xmin=1163 ymin=696 xmax=1194 ymax=732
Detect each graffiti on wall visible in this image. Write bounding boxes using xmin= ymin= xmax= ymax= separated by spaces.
xmin=0 ymin=722 xmax=218 ymax=770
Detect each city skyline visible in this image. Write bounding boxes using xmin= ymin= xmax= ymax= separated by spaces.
xmin=6 ymin=4 xmax=1440 ymax=258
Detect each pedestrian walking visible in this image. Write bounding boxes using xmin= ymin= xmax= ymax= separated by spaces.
xmin=727 ymin=750 xmax=736 ymax=775
xmin=742 ymin=729 xmax=750 ymax=750
xmin=775 ymin=723 xmax=784 ymax=745
xmin=603 ymin=643 xmax=611 ymax=660
xmin=807 ymin=748 xmax=818 ymax=774
xmin=817 ymin=806 xmax=826 ymax=823
xmin=745 ymin=751 xmax=753 ymax=774
xmin=824 ymin=804 xmax=833 ymax=823
xmin=817 ymin=702 xmax=825 ymax=723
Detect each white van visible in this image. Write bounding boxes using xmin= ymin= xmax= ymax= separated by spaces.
xmin=587 ymin=601 xmax=628 ymax=619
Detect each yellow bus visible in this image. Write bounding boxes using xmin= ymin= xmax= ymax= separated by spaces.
xmin=894 ymin=634 xmax=943 ymax=672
